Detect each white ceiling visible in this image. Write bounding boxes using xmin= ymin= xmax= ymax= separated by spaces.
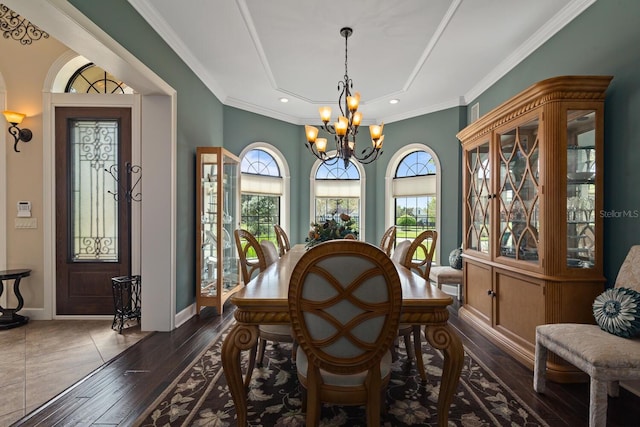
xmin=127 ymin=0 xmax=595 ymax=125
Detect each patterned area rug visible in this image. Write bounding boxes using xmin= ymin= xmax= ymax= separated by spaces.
xmin=135 ymin=318 xmax=549 ymax=426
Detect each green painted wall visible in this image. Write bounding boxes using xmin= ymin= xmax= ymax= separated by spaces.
xmin=468 ymin=0 xmax=640 ymax=285
xmin=68 ymin=0 xmax=224 ymax=311
xmin=222 ymin=107 xmax=308 ymax=242
xmin=70 ymin=0 xmax=640 ymax=313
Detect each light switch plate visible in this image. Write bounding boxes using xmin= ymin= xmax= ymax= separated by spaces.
xmin=15 ymin=218 xmax=37 ymax=229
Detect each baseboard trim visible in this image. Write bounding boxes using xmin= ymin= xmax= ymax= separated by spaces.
xmin=175 ymin=303 xmax=195 ymax=329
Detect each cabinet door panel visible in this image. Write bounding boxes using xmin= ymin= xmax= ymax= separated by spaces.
xmin=494 ymin=271 xmax=544 ymax=345
xmin=464 ymin=141 xmax=491 ymax=255
xmin=497 ymin=117 xmax=540 ymax=266
xmin=463 ymin=260 xmax=492 ymax=324
xmin=566 ymin=109 xmax=597 ymax=270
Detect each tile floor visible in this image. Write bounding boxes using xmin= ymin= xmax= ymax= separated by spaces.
xmin=0 ymin=319 xmax=149 ymax=426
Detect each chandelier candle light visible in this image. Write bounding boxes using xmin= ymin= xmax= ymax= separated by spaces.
xmin=304 ymin=27 xmax=384 ymax=168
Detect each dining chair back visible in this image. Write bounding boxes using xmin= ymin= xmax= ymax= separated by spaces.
xmin=234 ymin=228 xmax=294 ymax=387
xmin=391 ymin=240 xmax=411 ymax=264
xmin=400 ymin=230 xmax=438 ymax=280
xmin=260 ymin=240 xmax=280 ymax=266
xmin=288 ymin=240 xmax=402 ymax=425
xmin=234 ymin=229 xmax=267 ymax=285
xmin=379 ymin=225 xmax=397 ymax=256
xmin=274 ymin=224 xmax=291 ymax=257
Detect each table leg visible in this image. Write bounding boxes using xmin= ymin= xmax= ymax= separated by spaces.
xmin=13 ymin=276 xmax=25 ymax=312
xmin=221 ymin=323 xmax=258 ymax=427
xmin=424 ymin=323 xmax=464 ymax=427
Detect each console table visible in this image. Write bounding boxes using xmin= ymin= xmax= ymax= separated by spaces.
xmin=0 ymin=269 xmax=31 ymax=329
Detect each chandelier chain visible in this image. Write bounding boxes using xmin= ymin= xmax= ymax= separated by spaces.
xmin=344 ymin=31 xmax=349 ymax=81
xmin=303 ymin=27 xmax=384 ymax=168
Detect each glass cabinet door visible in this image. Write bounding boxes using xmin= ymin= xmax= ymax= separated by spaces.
xmin=566 ymin=110 xmax=596 ymax=269
xmin=197 ymin=147 xmax=240 ymax=314
xmin=497 ymin=117 xmax=540 ymax=264
xmin=465 ymin=140 xmax=491 ymax=254
xmin=221 ymin=158 xmax=239 ymax=289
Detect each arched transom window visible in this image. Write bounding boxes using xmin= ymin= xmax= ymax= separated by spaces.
xmin=66 ymin=63 xmax=133 ymax=94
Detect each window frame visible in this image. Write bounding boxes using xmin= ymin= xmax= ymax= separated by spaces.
xmin=239 ymin=142 xmax=290 ymax=242
xmin=385 ymin=143 xmax=441 ymax=263
xmin=310 ymin=153 xmax=366 ymax=241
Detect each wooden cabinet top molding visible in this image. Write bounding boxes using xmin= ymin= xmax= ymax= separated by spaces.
xmin=457 ymin=75 xmax=613 ymax=143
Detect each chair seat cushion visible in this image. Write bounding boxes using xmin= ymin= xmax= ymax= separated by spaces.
xmin=259 ymin=324 xmax=293 ymax=339
xmin=429 ymin=266 xmax=463 ymax=284
xmin=296 ymin=346 xmax=392 ymax=387
xmin=537 ymin=323 xmax=640 ymax=371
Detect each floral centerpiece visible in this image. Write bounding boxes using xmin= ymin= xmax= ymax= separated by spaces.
xmin=305 ymin=213 xmax=358 ymax=248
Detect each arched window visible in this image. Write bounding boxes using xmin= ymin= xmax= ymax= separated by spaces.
xmin=386 ymin=144 xmax=441 ymax=262
xmin=66 ymin=62 xmax=132 ymax=94
xmin=240 ymin=144 xmax=289 ymax=244
xmin=51 ymin=55 xmax=133 ymax=94
xmin=311 ymin=157 xmax=365 ymax=239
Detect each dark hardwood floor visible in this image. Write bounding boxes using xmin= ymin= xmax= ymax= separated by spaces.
xmin=12 ymin=300 xmax=640 ymax=427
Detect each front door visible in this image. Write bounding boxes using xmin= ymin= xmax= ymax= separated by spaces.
xmin=55 ymin=107 xmax=132 ymax=315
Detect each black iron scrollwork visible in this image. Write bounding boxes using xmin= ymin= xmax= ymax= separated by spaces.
xmin=0 ymin=4 xmax=49 ymax=45
xmin=106 ymin=162 xmax=142 ymax=203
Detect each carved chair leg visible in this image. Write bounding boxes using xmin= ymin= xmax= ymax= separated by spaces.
xmin=413 ymin=325 xmax=427 ymax=381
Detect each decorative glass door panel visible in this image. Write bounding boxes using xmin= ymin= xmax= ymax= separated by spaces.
xmin=566 ymin=110 xmax=596 ymax=268
xmin=71 ymin=120 xmax=119 ymax=261
xmin=465 ymin=141 xmax=491 ymax=253
xmin=498 ymin=118 xmax=540 ymax=263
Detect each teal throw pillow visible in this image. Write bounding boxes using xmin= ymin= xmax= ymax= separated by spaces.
xmin=449 ymin=248 xmax=463 ymax=270
xmin=592 ymin=287 xmax=640 ymax=338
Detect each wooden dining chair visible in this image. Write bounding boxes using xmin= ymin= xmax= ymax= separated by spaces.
xmin=274 ymin=224 xmax=291 ymax=257
xmin=288 ymin=240 xmax=402 ymax=425
xmin=379 ymin=225 xmax=397 ymax=256
xmin=234 ymin=229 xmax=294 ymax=387
xmin=392 ymin=230 xmax=438 ymax=381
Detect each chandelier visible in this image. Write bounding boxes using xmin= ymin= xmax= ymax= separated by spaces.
xmin=304 ymin=27 xmax=384 ymax=168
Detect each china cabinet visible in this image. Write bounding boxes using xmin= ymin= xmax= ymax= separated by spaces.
xmin=196 ymin=147 xmax=241 ymax=315
xmin=457 ymin=76 xmax=612 ymax=382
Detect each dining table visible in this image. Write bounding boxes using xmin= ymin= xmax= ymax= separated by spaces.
xmin=221 ymin=244 xmax=464 ymax=426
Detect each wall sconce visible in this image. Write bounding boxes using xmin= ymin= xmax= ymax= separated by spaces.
xmin=3 ymin=110 xmax=33 ymax=152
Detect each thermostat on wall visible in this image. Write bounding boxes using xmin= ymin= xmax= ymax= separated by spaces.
xmin=17 ymin=201 xmax=31 ymax=217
